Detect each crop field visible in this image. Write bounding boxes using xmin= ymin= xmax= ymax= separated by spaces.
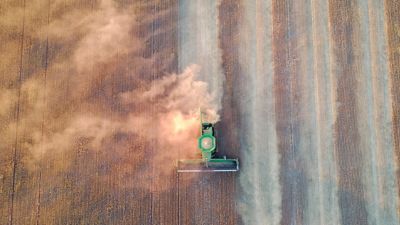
xmin=0 ymin=0 xmax=399 ymax=225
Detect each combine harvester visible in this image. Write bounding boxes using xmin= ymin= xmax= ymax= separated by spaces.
xmin=177 ymin=112 xmax=239 ymax=172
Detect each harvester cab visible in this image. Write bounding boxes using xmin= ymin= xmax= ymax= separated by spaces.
xmin=177 ymin=113 xmax=239 ymax=173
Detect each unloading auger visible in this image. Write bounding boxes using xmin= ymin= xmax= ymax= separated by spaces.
xmin=177 ymin=112 xmax=239 ymax=172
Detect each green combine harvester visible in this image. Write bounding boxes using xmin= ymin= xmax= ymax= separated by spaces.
xmin=177 ymin=112 xmax=239 ymax=172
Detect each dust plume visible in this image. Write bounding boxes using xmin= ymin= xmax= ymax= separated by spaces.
xmin=0 ymin=0 xmax=218 ymax=201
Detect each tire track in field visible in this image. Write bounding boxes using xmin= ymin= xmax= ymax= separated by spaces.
xmin=8 ymin=1 xmax=26 ymax=224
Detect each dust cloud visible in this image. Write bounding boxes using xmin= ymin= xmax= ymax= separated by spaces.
xmin=0 ymin=0 xmax=217 ymax=195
